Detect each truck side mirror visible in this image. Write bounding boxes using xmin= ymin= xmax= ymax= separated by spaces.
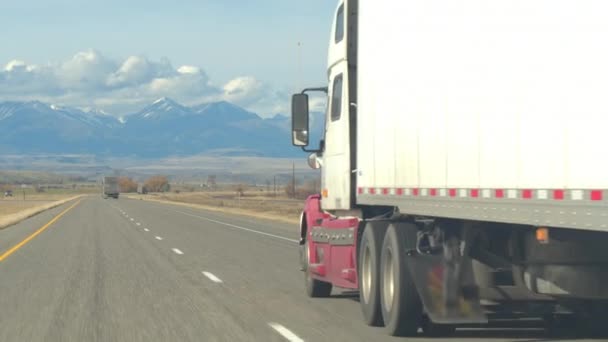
xmin=292 ymin=93 xmax=310 ymax=147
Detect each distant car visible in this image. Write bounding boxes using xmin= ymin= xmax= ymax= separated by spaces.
xmin=4 ymin=190 xmax=13 ymax=197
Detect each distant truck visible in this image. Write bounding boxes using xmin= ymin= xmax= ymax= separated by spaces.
xmin=291 ymin=0 xmax=608 ymax=337
xmin=137 ymin=183 xmax=147 ymax=194
xmin=102 ymin=176 xmax=119 ymax=199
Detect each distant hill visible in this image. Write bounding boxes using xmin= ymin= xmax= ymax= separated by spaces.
xmin=0 ymin=98 xmax=325 ymax=157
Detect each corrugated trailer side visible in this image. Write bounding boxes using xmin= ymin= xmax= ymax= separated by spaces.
xmin=356 ymin=0 xmax=608 ymax=231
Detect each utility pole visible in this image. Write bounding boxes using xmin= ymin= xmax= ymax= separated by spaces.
xmin=292 ymin=162 xmax=296 ymax=199
xmin=297 ymin=41 xmax=302 ymax=91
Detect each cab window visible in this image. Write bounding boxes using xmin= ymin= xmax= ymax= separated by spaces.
xmin=335 ymin=4 xmax=344 ymax=43
xmin=330 ymin=74 xmax=343 ymax=121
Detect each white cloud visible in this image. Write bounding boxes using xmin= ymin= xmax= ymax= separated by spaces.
xmin=177 ymin=65 xmax=200 ymax=75
xmin=0 ymin=49 xmax=290 ymax=117
xmin=106 ymin=55 xmax=174 ymax=88
xmin=57 ymin=49 xmax=117 ymax=90
xmin=4 ymin=60 xmax=27 ymax=71
xmin=309 ymin=95 xmax=327 ymax=112
xmin=218 ymin=76 xmax=291 ymax=116
xmin=223 ymin=77 xmax=264 ymax=103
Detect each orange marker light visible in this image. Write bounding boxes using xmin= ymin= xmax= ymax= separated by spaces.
xmin=536 ymin=227 xmax=549 ymax=244
xmin=322 ymin=189 xmax=328 ymax=198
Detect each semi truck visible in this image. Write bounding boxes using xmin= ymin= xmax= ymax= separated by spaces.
xmin=292 ymin=0 xmax=608 ymax=337
xmin=137 ymin=183 xmax=147 ymax=195
xmin=102 ymin=176 xmax=119 ymax=199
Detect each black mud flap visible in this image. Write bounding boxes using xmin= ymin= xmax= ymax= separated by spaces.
xmin=406 ymin=253 xmax=487 ymax=324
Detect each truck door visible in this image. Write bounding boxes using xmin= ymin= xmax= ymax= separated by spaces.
xmin=322 ymin=1 xmax=356 ymax=211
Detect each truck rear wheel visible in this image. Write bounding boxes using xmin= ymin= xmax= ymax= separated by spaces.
xmin=380 ymin=223 xmax=422 ymax=336
xmin=359 ymin=222 xmax=388 ymax=326
xmin=304 ymin=240 xmax=332 ymax=297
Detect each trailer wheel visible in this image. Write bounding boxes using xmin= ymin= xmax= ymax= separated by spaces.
xmin=304 ymin=240 xmax=332 ymax=297
xmin=380 ymin=223 xmax=422 ymax=336
xmin=359 ymin=222 xmax=388 ymax=326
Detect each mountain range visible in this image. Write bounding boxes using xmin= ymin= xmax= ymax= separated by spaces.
xmin=0 ymin=98 xmax=325 ymax=158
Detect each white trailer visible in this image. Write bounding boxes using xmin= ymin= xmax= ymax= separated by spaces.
xmin=292 ymin=0 xmax=608 ymax=337
xmin=102 ymin=176 xmax=119 ymax=199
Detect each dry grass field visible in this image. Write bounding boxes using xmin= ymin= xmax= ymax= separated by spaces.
xmin=0 ymin=187 xmax=96 ymax=223
xmin=129 ymin=191 xmax=305 ymax=224
xmin=0 ymin=196 xmax=70 ymax=217
xmin=0 ymin=194 xmax=85 ymax=229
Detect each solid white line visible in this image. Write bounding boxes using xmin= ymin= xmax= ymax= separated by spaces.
xmin=172 ymin=248 xmax=184 ymax=255
xmin=144 ymin=228 xmax=150 ymax=232
xmin=155 ymin=236 xmax=163 ymax=240
xmin=170 ymin=209 xmax=299 ymax=244
xmin=202 ymin=271 xmax=223 ymax=283
xmin=268 ymin=323 xmax=304 ymax=342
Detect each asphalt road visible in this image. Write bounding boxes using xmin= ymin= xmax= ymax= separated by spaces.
xmin=0 ymin=196 xmax=602 ymax=342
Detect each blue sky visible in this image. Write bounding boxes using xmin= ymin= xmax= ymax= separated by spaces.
xmin=0 ymin=0 xmax=337 ymax=116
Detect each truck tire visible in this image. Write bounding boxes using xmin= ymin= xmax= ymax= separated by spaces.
xmin=359 ymin=222 xmax=388 ymax=326
xmin=304 ymin=240 xmax=332 ymax=297
xmin=380 ymin=223 xmax=422 ymax=336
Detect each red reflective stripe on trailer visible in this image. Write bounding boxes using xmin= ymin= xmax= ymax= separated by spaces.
xmin=360 ymin=187 xmax=605 ymax=202
xmin=495 ymin=189 xmax=504 ymax=198
xmin=553 ymin=190 xmax=564 ymax=200
xmin=591 ymin=190 xmax=603 ymax=201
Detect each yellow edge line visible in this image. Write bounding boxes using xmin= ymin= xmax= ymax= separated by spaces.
xmin=0 ymin=200 xmax=81 ymax=262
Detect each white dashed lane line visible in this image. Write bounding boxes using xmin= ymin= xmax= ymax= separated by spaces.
xmin=168 ymin=209 xmax=298 ymax=244
xmin=112 ymin=204 xmax=306 ymax=341
xmin=268 ymin=323 xmax=304 ymax=342
xmin=202 ymin=271 xmax=223 ymax=283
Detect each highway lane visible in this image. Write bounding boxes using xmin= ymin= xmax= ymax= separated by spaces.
xmin=0 ymin=196 xmax=603 ymax=341
xmin=0 ymin=197 xmax=279 ymax=342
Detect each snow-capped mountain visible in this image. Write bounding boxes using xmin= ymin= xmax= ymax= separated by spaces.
xmin=129 ymin=97 xmax=192 ymax=121
xmin=0 ymin=101 xmax=123 ymax=154
xmin=192 ymin=101 xmax=260 ymax=122
xmin=0 ymin=98 xmax=324 ymax=157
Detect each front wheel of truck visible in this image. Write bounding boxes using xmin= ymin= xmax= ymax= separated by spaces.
xmin=304 ymin=240 xmax=332 ymax=297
